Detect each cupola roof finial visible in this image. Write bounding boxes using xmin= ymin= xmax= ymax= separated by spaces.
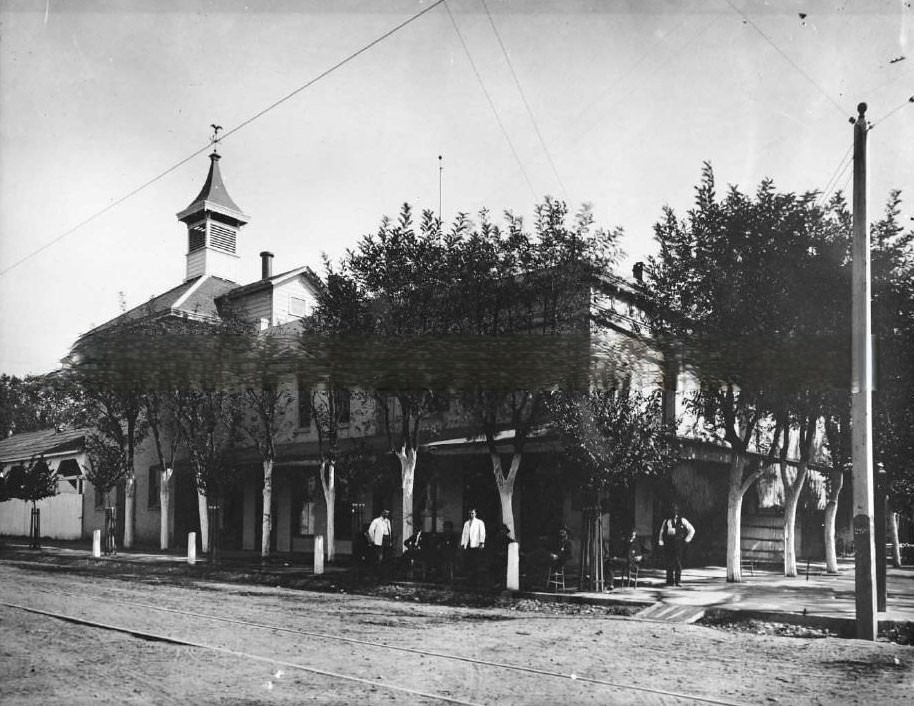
xmin=176 ymin=125 xmax=248 ymax=225
xmin=210 ymin=123 xmax=223 ymax=155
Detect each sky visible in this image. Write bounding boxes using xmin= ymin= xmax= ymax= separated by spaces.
xmin=1 ymin=0 xmax=912 ymax=377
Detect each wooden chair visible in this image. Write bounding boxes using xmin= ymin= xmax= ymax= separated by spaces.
xmin=622 ymin=561 xmax=640 ymax=588
xmin=546 ymin=566 xmax=566 ymax=592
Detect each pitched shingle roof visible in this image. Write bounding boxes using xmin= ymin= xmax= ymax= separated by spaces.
xmin=79 ymin=275 xmax=239 ymax=339
xmin=219 ymin=265 xmax=322 ymax=302
xmin=0 ymin=428 xmax=88 ymax=465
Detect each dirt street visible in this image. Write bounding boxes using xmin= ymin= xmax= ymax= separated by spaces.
xmin=0 ymin=560 xmax=911 ymax=705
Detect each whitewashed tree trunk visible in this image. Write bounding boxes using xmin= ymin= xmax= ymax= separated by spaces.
xmin=123 ymin=474 xmax=135 ymax=549
xmin=397 ymin=446 xmax=417 ymax=553
xmin=726 ymin=454 xmax=762 ymax=583
xmin=159 ymin=467 xmax=173 ymax=550
xmin=319 ymin=461 xmax=336 ymax=563
xmin=824 ymin=468 xmax=844 ymax=574
xmin=197 ymin=489 xmax=209 ymax=553
xmin=261 ymin=458 xmax=273 ymax=558
xmin=492 ymin=452 xmax=521 ymax=538
xmin=890 ymin=511 xmax=902 ymax=568
xmin=782 ymin=463 xmax=808 ymax=577
xmin=782 ymin=471 xmax=807 ymax=577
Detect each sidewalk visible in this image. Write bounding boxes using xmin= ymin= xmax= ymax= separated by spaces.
xmin=528 ymin=560 xmax=914 ymax=636
xmin=2 ymin=539 xmax=911 ymax=636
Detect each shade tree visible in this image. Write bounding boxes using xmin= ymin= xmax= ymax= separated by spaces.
xmin=645 ymin=165 xmax=851 ymax=581
xmin=547 ymin=389 xmax=678 ymax=590
xmin=172 ymin=386 xmax=244 ymax=555
xmin=870 ymin=191 xmax=914 ymax=565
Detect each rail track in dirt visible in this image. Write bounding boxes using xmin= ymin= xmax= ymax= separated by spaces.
xmin=0 ymin=564 xmax=751 ymax=705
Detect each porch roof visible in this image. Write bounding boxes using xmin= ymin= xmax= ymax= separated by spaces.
xmin=423 ymin=426 xmax=556 ymax=455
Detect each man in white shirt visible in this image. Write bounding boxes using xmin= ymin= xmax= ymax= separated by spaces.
xmin=461 ymin=508 xmax=486 ymax=587
xmin=657 ymin=504 xmax=695 ymax=587
xmin=367 ymin=509 xmax=391 ymax=581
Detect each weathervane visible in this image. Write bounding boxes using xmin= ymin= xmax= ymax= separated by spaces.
xmin=210 ymin=123 xmax=223 ymax=154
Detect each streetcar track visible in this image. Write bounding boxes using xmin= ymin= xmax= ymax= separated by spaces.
xmin=4 ymin=584 xmax=748 ymax=706
xmin=0 ymin=601 xmax=481 ymax=706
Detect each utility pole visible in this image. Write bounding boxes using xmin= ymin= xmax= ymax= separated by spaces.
xmin=851 ymin=102 xmax=878 ymax=641
xmin=438 ymin=155 xmax=444 ymax=225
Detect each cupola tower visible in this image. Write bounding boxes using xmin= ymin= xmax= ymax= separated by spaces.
xmin=176 ymin=150 xmax=249 ymax=282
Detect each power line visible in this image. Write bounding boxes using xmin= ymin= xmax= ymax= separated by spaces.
xmin=819 ymin=94 xmax=913 ymax=206
xmin=725 ymin=0 xmax=851 ymax=119
xmin=0 ymin=148 xmax=210 ymax=278
xmin=870 ymin=94 xmax=914 ymax=130
xmin=816 ymin=142 xmax=853 ymax=206
xmin=568 ymin=15 xmax=690 ymax=136
xmin=835 ymin=167 xmax=853 ymax=199
xmin=480 ymin=0 xmax=568 ymax=202
xmin=0 ymin=0 xmax=447 ymax=279
xmin=444 ymin=0 xmax=538 ymax=200
xmin=567 ymin=14 xmax=719 ymax=149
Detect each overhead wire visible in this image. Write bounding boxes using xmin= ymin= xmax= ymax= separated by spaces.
xmin=565 ymin=16 xmax=689 ymax=143
xmin=834 ymin=167 xmax=853 ymax=199
xmin=724 ymin=0 xmax=851 ymax=120
xmin=818 ymin=93 xmax=912 ymax=205
xmin=816 ymin=142 xmax=853 ymax=206
xmin=870 ymin=94 xmax=914 ymax=129
xmin=567 ymin=14 xmax=719 ymax=149
xmin=0 ymin=0 xmax=448 ymax=279
xmin=444 ymin=0 xmax=538 ymax=201
xmin=479 ymin=0 xmax=568 ymax=202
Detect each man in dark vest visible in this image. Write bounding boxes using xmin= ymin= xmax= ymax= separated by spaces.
xmin=657 ymin=504 xmax=695 ymax=587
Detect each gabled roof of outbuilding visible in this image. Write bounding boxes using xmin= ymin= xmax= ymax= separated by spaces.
xmin=0 ymin=428 xmax=89 ymax=466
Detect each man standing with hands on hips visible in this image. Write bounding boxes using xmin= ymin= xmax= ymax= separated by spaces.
xmin=461 ymin=508 xmax=486 ymax=587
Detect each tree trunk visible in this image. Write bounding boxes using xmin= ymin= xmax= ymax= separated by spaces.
xmin=890 ymin=511 xmax=902 ymax=568
xmin=782 ymin=463 xmax=808 ymax=577
xmin=124 ymin=426 xmax=137 ymax=549
xmin=824 ymin=467 xmax=844 ymax=574
xmin=579 ymin=495 xmax=605 ymax=592
xmin=261 ymin=458 xmax=273 ymax=559
xmin=397 ymin=447 xmax=417 ymax=553
xmin=320 ymin=460 xmax=336 ymax=563
xmin=492 ymin=452 xmax=521 ymax=538
xmin=123 ymin=474 xmax=135 ymax=549
xmin=159 ymin=467 xmax=173 ymax=550
xmin=726 ymin=453 xmax=751 ymax=582
xmin=197 ymin=489 xmax=209 ymax=554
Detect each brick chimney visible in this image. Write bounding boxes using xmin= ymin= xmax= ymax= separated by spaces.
xmin=632 ymin=261 xmax=644 ymax=283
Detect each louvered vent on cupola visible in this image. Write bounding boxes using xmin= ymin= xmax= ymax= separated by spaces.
xmin=177 ymin=152 xmax=249 ymax=283
xmin=189 ymin=225 xmax=206 ymax=252
xmin=209 ymin=223 xmax=237 ymax=253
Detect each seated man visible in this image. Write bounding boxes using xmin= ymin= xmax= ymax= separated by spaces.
xmin=604 ymin=529 xmax=644 ymax=590
xmin=435 ymin=521 xmax=459 ymax=583
xmin=403 ymin=528 xmax=427 ymax=578
xmin=548 ymin=527 xmax=573 ymax=573
xmin=350 ymin=523 xmax=372 ymax=585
